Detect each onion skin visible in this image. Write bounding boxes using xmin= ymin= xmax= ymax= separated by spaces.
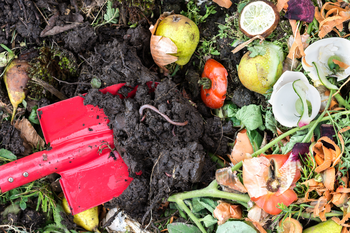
xmin=239 ymin=0 xmax=280 ymax=38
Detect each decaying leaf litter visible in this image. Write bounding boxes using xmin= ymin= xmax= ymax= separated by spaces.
xmin=2 ymin=0 xmax=350 ymax=232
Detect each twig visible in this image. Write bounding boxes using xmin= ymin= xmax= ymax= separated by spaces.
xmin=31 ymin=77 xmax=67 ymax=100
xmin=51 ymin=76 xmax=90 ymax=85
xmin=33 ymin=2 xmax=49 ymax=26
xmin=78 ymin=54 xmax=93 ymax=68
xmin=91 ymin=0 xmax=108 ymax=26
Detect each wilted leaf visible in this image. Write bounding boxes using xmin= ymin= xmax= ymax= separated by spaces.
xmin=236 ymin=105 xmax=263 ymax=131
xmin=14 ymin=118 xmax=45 ymax=149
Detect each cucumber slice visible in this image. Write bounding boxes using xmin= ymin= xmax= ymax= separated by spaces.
xmin=312 ymin=62 xmax=338 ymax=90
xmin=293 ymin=80 xmax=312 ymax=127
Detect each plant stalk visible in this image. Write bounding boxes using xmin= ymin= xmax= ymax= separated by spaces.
xmin=334 ymin=93 xmax=350 ymax=110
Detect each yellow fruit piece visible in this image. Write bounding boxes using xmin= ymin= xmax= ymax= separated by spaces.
xmin=3 ymin=59 xmax=30 ymax=123
xmin=238 ymin=42 xmax=283 ymax=94
xmin=155 ymin=14 xmax=199 ymax=66
xmin=62 ymin=198 xmax=100 ymax=232
xmin=303 ymin=219 xmax=342 ymax=233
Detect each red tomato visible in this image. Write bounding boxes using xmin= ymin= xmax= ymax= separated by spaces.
xmin=252 ymin=154 xmax=301 ymax=215
xmin=251 ymin=189 xmax=298 ymax=215
xmin=200 ymin=59 xmax=228 ymax=109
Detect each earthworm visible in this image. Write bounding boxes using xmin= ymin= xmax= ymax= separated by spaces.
xmin=139 ymin=104 xmax=188 ymax=126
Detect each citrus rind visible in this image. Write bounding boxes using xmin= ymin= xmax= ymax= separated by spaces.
xmin=239 ymin=0 xmax=279 ymax=38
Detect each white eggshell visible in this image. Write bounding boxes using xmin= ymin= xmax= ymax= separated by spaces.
xmin=272 ymin=82 xmax=321 ymax=127
xmin=269 ymin=71 xmax=309 ymax=105
xmin=302 ymin=37 xmax=350 ymax=86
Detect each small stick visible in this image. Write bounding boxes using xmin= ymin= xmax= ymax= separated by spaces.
xmin=139 ymin=104 xmax=188 ymax=126
xmin=31 ymin=77 xmax=67 ymax=100
xmin=51 ymin=76 xmax=90 ymax=85
xmin=33 ymin=2 xmax=49 ymax=26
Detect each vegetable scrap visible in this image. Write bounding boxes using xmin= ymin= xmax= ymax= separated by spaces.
xmin=199 ymin=59 xmax=228 ymax=109
xmin=315 ymin=2 xmax=350 ymax=39
xmin=213 ymin=201 xmax=242 ymax=225
xmin=285 ymin=0 xmax=315 ymax=23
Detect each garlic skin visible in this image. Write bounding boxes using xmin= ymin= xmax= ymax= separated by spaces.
xmin=270 ymin=71 xmax=321 ymax=128
xmin=302 ymin=37 xmax=350 ymax=87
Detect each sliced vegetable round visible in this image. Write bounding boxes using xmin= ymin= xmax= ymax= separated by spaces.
xmin=239 ymin=0 xmax=279 ymax=38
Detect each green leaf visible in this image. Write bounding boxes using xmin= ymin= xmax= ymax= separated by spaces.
xmin=103 ymin=0 xmax=119 ymax=24
xmin=200 ymin=215 xmax=217 ymax=227
xmin=91 ymin=77 xmax=102 ymax=89
xmin=265 ymin=110 xmax=277 ymax=134
xmin=192 ymin=198 xmax=206 ymax=213
xmin=22 ymin=99 xmax=27 ymax=109
xmin=246 ymin=130 xmax=263 ymax=152
xmin=247 ymin=45 xmax=266 ymax=58
xmin=216 ymin=221 xmax=257 ymax=233
xmin=236 ymin=105 xmax=263 ymax=131
xmin=237 ymin=2 xmax=248 ymax=13
xmin=167 ymin=223 xmax=201 ymax=233
xmin=211 ymin=50 xmax=220 ymax=55
xmin=0 ymin=148 xmax=17 ymax=160
xmin=29 ymin=106 xmax=40 ymax=124
xmin=281 ymin=129 xmax=308 ymax=154
xmin=19 ymin=200 xmax=27 ymax=210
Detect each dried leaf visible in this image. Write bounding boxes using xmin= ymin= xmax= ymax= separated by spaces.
xmin=245 ymin=218 xmax=267 ymax=233
xmin=14 ymin=118 xmax=45 ymax=149
xmin=40 ymin=13 xmax=84 ymax=37
xmin=213 ymin=0 xmax=232 ymax=9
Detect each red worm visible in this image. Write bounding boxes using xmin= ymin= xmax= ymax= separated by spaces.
xmin=139 ymin=104 xmax=188 ymax=126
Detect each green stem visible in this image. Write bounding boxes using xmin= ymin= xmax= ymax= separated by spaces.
xmin=208 ymin=152 xmax=225 ymax=168
xmin=292 ymin=210 xmax=343 ymax=222
xmin=175 ymin=199 xmax=206 ymax=233
xmin=302 ymin=89 xmax=335 ymax=143
xmin=168 ymin=180 xmax=250 ymax=233
xmin=251 ymin=110 xmax=350 ymax=156
xmin=334 ymin=93 xmax=350 ymax=110
xmin=168 ymin=180 xmax=250 ymax=203
xmin=231 ymin=161 xmax=243 ymax=172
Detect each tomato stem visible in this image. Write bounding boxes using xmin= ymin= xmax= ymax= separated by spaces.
xmin=198 ymin=77 xmax=212 ymax=90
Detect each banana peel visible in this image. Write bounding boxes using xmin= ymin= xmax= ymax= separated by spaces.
xmin=62 ymin=197 xmax=100 ymax=232
xmin=3 ymin=59 xmax=30 ymax=123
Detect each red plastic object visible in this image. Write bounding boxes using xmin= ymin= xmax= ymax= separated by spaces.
xmin=0 ymin=84 xmax=133 ymax=215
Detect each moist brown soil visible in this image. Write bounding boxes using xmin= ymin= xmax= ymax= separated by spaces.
xmin=0 ymin=0 xmax=267 ymax=230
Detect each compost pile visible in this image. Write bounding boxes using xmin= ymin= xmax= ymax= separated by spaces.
xmin=2 ymin=0 xmax=350 ymax=233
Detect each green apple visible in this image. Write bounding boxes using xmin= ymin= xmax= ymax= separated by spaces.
xmin=238 ymin=42 xmax=284 ymax=94
xmin=303 ymin=219 xmax=342 ymax=233
xmin=155 ymin=14 xmax=199 ymax=66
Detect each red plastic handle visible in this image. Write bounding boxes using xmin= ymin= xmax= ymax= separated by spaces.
xmin=0 ymin=125 xmax=113 ymax=193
